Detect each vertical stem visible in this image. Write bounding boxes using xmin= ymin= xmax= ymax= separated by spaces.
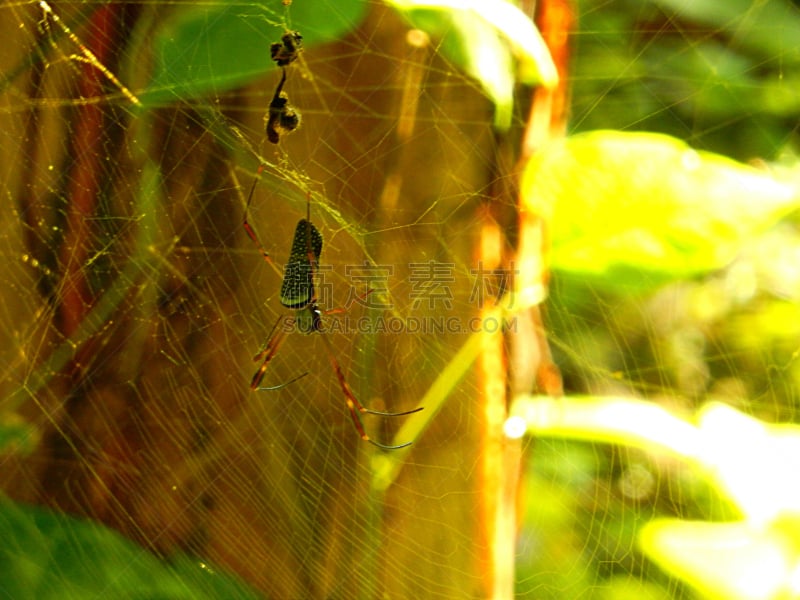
xmin=57 ymin=4 xmax=118 ymax=339
xmin=480 ymin=283 xmax=512 ymax=598
xmin=520 ymin=0 xmax=572 ymax=397
xmin=482 ymin=0 xmax=573 ymax=597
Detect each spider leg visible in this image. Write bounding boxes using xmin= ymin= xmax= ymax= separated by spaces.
xmin=298 ymin=193 xmax=420 ymax=448
xmin=257 ymin=372 xmax=308 ymax=391
xmin=242 ymin=165 xmax=276 ymax=268
xmin=318 ymin=333 xmax=421 ymax=450
xmin=323 ymin=288 xmax=374 ymax=317
xmin=251 ymin=316 xmax=303 ymax=390
xmin=360 ymin=404 xmax=424 ymax=418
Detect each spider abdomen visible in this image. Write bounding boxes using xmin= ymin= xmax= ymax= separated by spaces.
xmin=280 ymin=219 xmax=322 ymax=309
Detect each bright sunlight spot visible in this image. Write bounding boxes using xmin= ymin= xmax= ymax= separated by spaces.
xmin=503 ymin=415 xmax=526 ymax=439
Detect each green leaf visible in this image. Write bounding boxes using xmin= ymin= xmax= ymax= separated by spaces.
xmin=142 ymin=1 xmax=367 ymax=106
xmin=640 ymin=517 xmax=800 ymax=600
xmin=387 ymin=0 xmax=557 ymax=130
xmin=639 ymin=38 xmax=800 ymax=119
xmin=651 ymin=0 xmax=800 ymax=64
xmin=521 ymin=131 xmax=800 ymax=290
xmin=0 ymin=498 xmax=261 ymax=599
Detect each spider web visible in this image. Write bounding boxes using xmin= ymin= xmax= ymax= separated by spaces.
xmin=1 ymin=1 xmax=799 ymax=599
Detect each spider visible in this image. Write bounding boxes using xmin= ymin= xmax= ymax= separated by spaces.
xmin=266 ymin=68 xmax=300 ymax=144
xmin=270 ymin=30 xmax=303 ymax=67
xmin=242 ymin=180 xmax=423 ymax=450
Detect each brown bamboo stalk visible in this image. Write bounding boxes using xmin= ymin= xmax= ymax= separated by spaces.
xmin=481 ymin=0 xmax=572 ymax=597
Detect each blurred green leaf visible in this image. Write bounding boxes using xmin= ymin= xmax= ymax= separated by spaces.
xmin=387 ymin=0 xmax=557 ymax=130
xmin=143 ymin=1 xmax=367 ymax=106
xmin=0 ymin=499 xmax=261 ymax=599
xmin=571 ymin=0 xmax=800 ymax=160
xmin=639 ymin=38 xmax=800 ymax=120
xmin=651 ymin=0 xmax=800 ymax=63
xmin=641 ymin=517 xmax=800 ymax=600
xmin=522 ymin=130 xmax=800 ymax=291
xmin=515 ymin=396 xmax=800 ymax=598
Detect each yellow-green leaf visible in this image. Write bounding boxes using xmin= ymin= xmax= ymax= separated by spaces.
xmin=522 ymin=131 xmax=800 ymax=290
xmin=640 ymin=517 xmax=800 ymax=600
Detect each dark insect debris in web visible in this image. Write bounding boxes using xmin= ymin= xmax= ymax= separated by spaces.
xmin=270 ymin=31 xmax=303 ymax=67
xmin=265 ymin=68 xmax=300 ymax=144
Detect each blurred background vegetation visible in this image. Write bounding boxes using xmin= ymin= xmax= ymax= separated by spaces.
xmin=520 ymin=1 xmax=800 ymax=598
